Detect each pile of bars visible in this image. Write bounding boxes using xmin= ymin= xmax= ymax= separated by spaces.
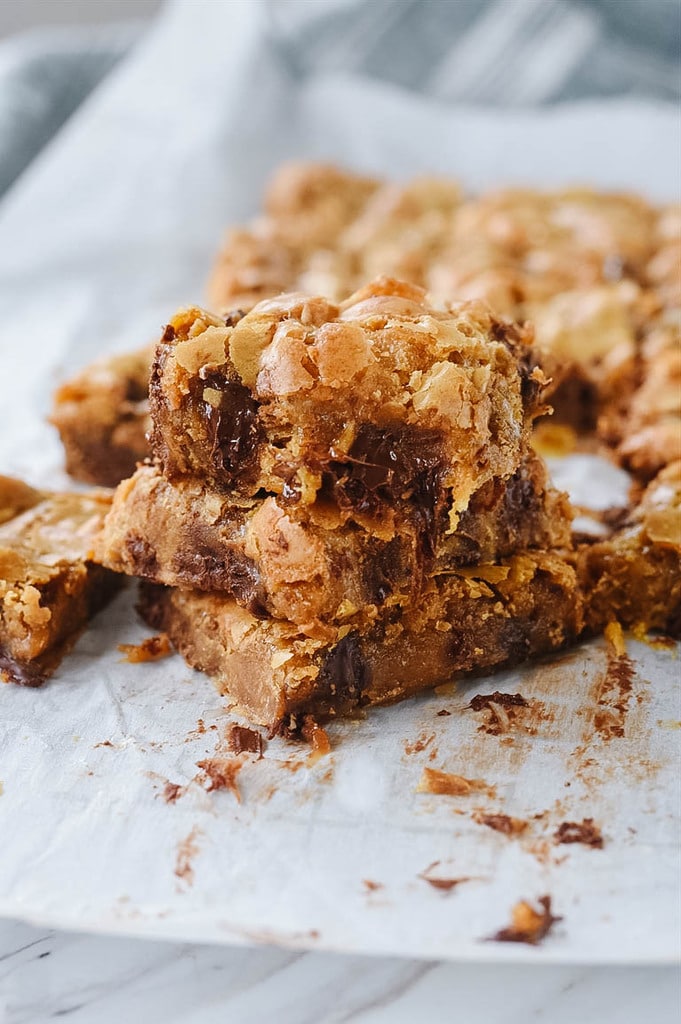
xmin=1 ymin=164 xmax=679 ymax=735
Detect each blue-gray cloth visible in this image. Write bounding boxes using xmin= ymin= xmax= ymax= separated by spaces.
xmin=0 ymin=0 xmax=678 ymax=203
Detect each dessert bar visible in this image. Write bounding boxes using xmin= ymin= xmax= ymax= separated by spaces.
xmin=139 ymin=550 xmax=582 ymax=733
xmin=97 ymin=452 xmax=571 ymax=626
xmin=149 ymin=279 xmax=546 ymax=523
xmin=578 ymin=461 xmax=681 ymax=637
xmin=51 ymin=347 xmax=152 ymax=487
xmin=0 ymin=479 xmax=118 ymax=684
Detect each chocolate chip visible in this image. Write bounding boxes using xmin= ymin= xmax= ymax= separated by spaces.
xmin=161 ymin=324 xmax=176 ymax=342
xmin=201 ymin=372 xmax=263 ymax=479
xmin=125 ymin=533 xmax=158 ymax=576
xmin=325 ymin=423 xmax=447 ymax=556
xmin=318 ymin=632 xmax=370 ymax=706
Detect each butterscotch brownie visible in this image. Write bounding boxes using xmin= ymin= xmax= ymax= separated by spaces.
xmin=0 ymin=481 xmax=119 ymax=684
xmin=96 ymin=451 xmax=572 ymax=626
xmin=51 ymin=347 xmax=152 ymax=487
xmin=139 ymin=550 xmax=582 ymax=732
xmin=578 ymin=461 xmax=681 ymax=637
xmin=149 ymin=279 xmax=546 ymax=527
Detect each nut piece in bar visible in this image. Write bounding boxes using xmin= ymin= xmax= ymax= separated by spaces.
xmin=149 ymin=278 xmax=547 ymax=526
xmin=578 ymin=461 xmax=681 ymax=637
xmin=0 ymin=480 xmax=119 ymax=685
xmin=97 ymin=451 xmax=572 ymax=627
xmin=50 ymin=347 xmax=152 ymax=487
xmin=138 ymin=551 xmax=582 ymax=733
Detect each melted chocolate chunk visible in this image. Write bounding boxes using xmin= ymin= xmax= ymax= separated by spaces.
xmin=326 ymin=423 xmax=447 ymax=556
xmin=125 ymin=533 xmax=158 ymax=576
xmin=318 ymin=632 xmax=371 ymax=707
xmin=224 ymin=309 xmax=246 ymax=327
xmin=491 ymin=318 xmax=543 ymax=408
xmin=201 ymin=372 xmax=263 ymax=479
xmin=171 ymin=538 xmax=263 ymax=612
xmin=0 ymin=650 xmax=47 ymax=687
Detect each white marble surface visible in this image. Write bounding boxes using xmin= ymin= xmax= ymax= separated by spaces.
xmin=0 ymin=919 xmax=678 ymax=1024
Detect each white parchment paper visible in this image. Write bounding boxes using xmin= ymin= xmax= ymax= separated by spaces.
xmin=0 ymin=0 xmax=679 ymax=963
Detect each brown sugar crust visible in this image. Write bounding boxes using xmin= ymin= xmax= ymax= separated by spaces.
xmin=0 ymin=484 xmax=119 ymax=685
xmin=97 ymin=451 xmax=571 ymax=627
xmin=50 ymin=347 xmax=152 ymax=487
xmin=149 ymin=279 xmax=547 ymax=524
xmin=578 ymin=461 xmax=681 ymax=637
xmin=138 ymin=550 xmax=582 ymax=733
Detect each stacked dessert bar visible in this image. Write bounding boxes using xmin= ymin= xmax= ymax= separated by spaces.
xmin=4 ymin=164 xmax=678 ymax=718
xmin=94 ymin=278 xmax=582 ymax=732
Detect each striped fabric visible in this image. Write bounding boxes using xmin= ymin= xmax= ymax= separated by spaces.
xmin=0 ymin=0 xmax=678 ymax=200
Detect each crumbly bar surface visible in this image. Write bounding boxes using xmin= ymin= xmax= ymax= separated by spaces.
xmin=149 ymin=278 xmax=546 ymax=527
xmin=0 ymin=482 xmax=118 ymax=684
xmin=578 ymin=461 xmax=681 ymax=637
xmin=97 ymin=451 xmax=571 ymax=626
xmin=139 ymin=550 xmax=582 ymax=733
xmin=50 ymin=347 xmax=152 ymax=487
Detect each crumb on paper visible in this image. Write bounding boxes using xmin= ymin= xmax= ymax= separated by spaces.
xmin=196 ymin=757 xmax=243 ymax=800
xmin=163 ymin=781 xmax=184 ymax=804
xmin=419 ymin=861 xmax=477 ymax=892
xmin=174 ymin=826 xmax=201 ymax=886
xmin=118 ymin=633 xmax=172 ymax=663
xmin=468 ymin=691 xmax=529 ymax=711
xmin=0 ymin=781 xmax=3 ymax=796
xmin=227 ymin=723 xmax=265 ymax=757
xmin=473 ymin=812 xmax=528 ymax=836
xmin=94 ymin=740 xmax=114 ymax=749
xmin=554 ymin=818 xmax=604 ymax=848
xmin=489 ymin=896 xmax=561 ymax=945
xmin=404 ymin=732 xmax=436 ymax=755
xmin=416 ymin=767 xmax=494 ymax=798
xmin=436 ymin=709 xmax=451 ymax=717
xmin=363 ymin=879 xmax=384 ymax=892
xmin=301 ymin=716 xmax=331 ymax=763
xmin=467 ymin=691 xmax=534 ymax=736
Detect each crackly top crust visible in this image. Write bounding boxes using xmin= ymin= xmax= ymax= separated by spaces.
xmin=149 ymin=277 xmax=547 ymax=525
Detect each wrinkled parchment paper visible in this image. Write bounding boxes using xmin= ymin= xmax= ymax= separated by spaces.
xmin=0 ymin=0 xmax=679 ymax=964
